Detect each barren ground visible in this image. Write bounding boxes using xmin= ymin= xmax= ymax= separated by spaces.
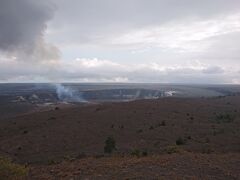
xmin=0 ymin=96 xmax=240 ymax=179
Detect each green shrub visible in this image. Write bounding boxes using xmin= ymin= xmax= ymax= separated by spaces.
xmin=214 ymin=113 xmax=235 ymax=123
xmin=104 ymin=136 xmax=116 ymax=154
xmin=131 ymin=149 xmax=148 ymax=157
xmin=47 ymin=159 xmax=57 ymax=165
xmin=130 ymin=149 xmax=141 ymax=157
xmin=0 ymin=156 xmax=28 ymax=179
xmin=176 ymin=137 xmax=185 ymax=145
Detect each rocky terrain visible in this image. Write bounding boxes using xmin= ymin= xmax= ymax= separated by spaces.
xmin=0 ymin=94 xmax=240 ymax=179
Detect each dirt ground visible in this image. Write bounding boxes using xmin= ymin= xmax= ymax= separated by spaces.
xmin=0 ymin=96 xmax=240 ymax=179
xmin=29 ymin=153 xmax=240 ymax=179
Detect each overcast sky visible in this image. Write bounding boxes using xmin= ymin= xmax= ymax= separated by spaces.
xmin=0 ymin=0 xmax=240 ymax=83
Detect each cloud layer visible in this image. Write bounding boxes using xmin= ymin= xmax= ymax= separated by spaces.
xmin=0 ymin=0 xmax=240 ymax=83
xmin=1 ymin=58 xmax=239 ymax=84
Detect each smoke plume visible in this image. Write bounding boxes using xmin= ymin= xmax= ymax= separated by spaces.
xmin=55 ymin=84 xmax=87 ymax=102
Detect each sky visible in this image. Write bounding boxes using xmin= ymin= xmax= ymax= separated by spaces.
xmin=0 ymin=0 xmax=240 ymax=83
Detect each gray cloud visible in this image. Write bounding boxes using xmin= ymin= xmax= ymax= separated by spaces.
xmin=202 ymin=66 xmax=225 ymax=74
xmin=52 ymin=0 xmax=240 ymax=27
xmin=0 ymin=0 xmax=59 ymax=61
xmin=48 ymin=0 xmax=240 ymax=45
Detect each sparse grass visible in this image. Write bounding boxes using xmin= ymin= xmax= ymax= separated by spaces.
xmin=0 ymin=156 xmax=28 ymax=179
xmin=165 ymin=145 xmax=181 ymax=154
xmin=63 ymin=154 xmax=75 ymax=161
xmin=47 ymin=159 xmax=58 ymax=165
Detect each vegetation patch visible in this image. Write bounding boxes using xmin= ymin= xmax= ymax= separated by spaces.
xmin=131 ymin=149 xmax=141 ymax=157
xmin=176 ymin=137 xmax=185 ymax=145
xmin=130 ymin=149 xmax=148 ymax=157
xmin=104 ymin=136 xmax=116 ymax=154
xmin=47 ymin=159 xmax=58 ymax=165
xmin=165 ymin=145 xmax=181 ymax=154
xmin=0 ymin=156 xmax=28 ymax=179
xmin=213 ymin=113 xmax=235 ymax=123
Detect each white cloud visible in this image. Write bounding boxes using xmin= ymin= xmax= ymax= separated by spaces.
xmin=0 ymin=57 xmax=238 ymax=84
xmin=75 ymin=58 xmax=120 ymax=68
xmin=110 ymin=13 xmax=240 ymax=53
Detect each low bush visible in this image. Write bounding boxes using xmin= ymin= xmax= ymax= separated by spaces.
xmin=104 ymin=136 xmax=116 ymax=154
xmin=130 ymin=149 xmax=148 ymax=157
xmin=131 ymin=149 xmax=141 ymax=157
xmin=214 ymin=113 xmax=235 ymax=123
xmin=176 ymin=137 xmax=185 ymax=145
